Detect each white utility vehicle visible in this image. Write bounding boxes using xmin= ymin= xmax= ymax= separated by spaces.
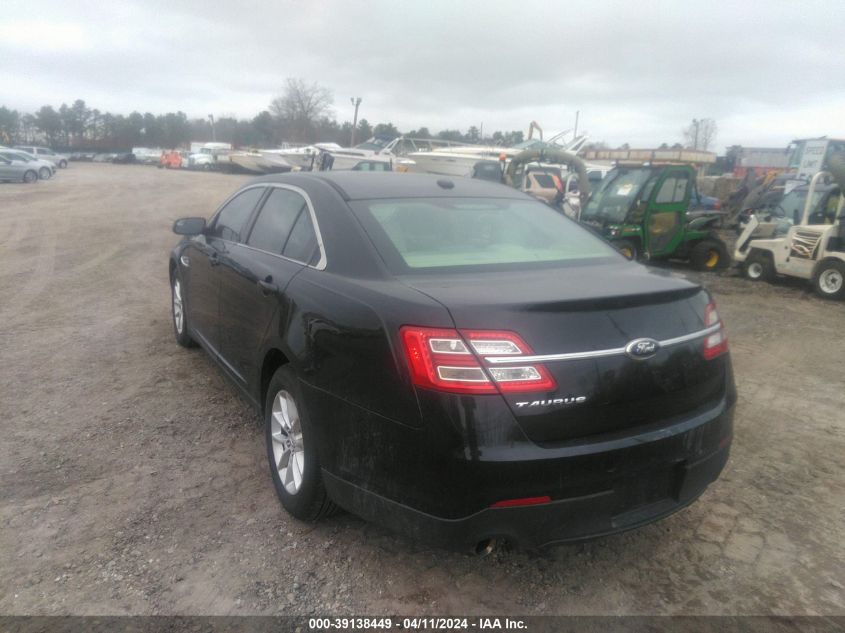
xmin=734 ymin=169 xmax=845 ymax=299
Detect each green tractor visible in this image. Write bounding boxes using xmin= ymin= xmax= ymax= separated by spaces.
xmin=578 ymin=163 xmax=729 ymax=271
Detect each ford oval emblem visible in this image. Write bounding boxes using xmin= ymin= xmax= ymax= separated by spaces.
xmin=625 ymin=338 xmax=660 ymax=360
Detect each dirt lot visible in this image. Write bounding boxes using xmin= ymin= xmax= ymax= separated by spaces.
xmin=1 ymin=164 xmax=843 ymax=616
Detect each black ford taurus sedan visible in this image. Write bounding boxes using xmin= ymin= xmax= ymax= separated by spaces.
xmin=169 ymin=172 xmax=735 ymax=551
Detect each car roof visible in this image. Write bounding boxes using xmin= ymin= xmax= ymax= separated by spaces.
xmin=248 ymin=171 xmax=528 ymax=201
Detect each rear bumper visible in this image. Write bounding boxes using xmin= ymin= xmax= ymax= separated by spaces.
xmin=323 ymin=441 xmax=729 ymax=551
xmin=318 ymin=390 xmax=733 ymax=551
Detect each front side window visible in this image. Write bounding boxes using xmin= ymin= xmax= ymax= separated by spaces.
xmin=351 ymin=197 xmax=618 ymax=272
xmin=655 ymin=173 xmax=689 ymax=204
xmin=247 ymin=188 xmax=307 ymax=254
xmin=209 ymin=187 xmax=265 ymax=242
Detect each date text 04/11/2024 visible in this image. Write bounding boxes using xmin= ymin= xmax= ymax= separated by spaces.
xmin=307 ymin=617 xmax=529 ymax=630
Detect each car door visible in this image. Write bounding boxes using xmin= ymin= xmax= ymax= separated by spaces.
xmin=217 ymin=186 xmax=321 ymax=387
xmin=184 ymin=186 xmax=266 ymax=354
xmin=645 ymin=168 xmax=690 ymax=256
xmin=0 ymin=156 xmax=14 ymax=180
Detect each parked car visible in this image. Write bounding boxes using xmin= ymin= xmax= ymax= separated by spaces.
xmin=169 ymin=172 xmax=735 ymax=551
xmin=111 ymin=152 xmax=136 ymax=164
xmin=0 ymin=154 xmax=40 ymax=183
xmin=93 ymin=153 xmax=116 ymax=162
xmin=0 ymin=149 xmax=55 ymax=180
xmin=14 ymin=145 xmax=69 ymax=168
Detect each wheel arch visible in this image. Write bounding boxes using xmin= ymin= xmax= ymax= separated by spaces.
xmin=748 ymin=246 xmax=775 ymax=262
xmin=812 ymin=255 xmax=845 ymax=277
xmin=260 ymin=348 xmax=291 ymax=417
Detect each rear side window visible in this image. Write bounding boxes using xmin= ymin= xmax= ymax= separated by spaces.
xmin=283 ymin=208 xmax=318 ymax=263
xmin=247 ymin=188 xmax=307 ymax=254
xmin=209 ymin=187 xmax=265 ymax=242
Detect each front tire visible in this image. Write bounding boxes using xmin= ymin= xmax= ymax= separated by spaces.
xmin=265 ymin=366 xmax=338 ymax=521
xmin=615 ymin=239 xmax=638 ymax=260
xmin=743 ymin=252 xmax=774 ymax=282
xmin=813 ymin=260 xmax=845 ymax=300
xmin=59 ymin=160 xmax=68 ymax=168
xmin=38 ymin=167 xmax=52 ymax=180
xmin=690 ymin=239 xmax=729 ymax=271
xmin=23 ymin=170 xmax=37 ymax=183
xmin=171 ymin=270 xmax=196 ymax=347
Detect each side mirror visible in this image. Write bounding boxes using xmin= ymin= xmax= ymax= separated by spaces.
xmin=173 ymin=217 xmax=206 ymax=235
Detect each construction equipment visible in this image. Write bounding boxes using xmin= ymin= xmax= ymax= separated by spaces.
xmin=503 ymin=148 xmax=591 ymax=217
xmin=734 ymin=150 xmax=845 ymax=299
xmin=578 ymin=162 xmax=729 ymax=270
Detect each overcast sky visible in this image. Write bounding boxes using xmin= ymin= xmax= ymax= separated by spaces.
xmin=2 ymin=0 xmax=844 ymax=150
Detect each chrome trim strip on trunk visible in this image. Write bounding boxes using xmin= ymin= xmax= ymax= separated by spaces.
xmin=485 ymin=324 xmax=722 ymax=364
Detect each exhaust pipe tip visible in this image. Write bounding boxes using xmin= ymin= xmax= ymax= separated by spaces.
xmin=474 ymin=538 xmax=498 ymax=556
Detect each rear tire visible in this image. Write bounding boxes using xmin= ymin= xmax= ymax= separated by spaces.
xmin=23 ymin=170 xmax=37 ymax=183
xmin=813 ymin=260 xmax=845 ymax=300
xmin=615 ymin=239 xmax=638 ymax=260
xmin=743 ymin=252 xmax=774 ymax=282
xmin=265 ymin=366 xmax=338 ymax=522
xmin=690 ymin=239 xmax=729 ymax=271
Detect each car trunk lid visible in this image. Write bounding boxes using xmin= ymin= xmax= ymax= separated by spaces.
xmin=402 ymin=262 xmax=728 ymax=444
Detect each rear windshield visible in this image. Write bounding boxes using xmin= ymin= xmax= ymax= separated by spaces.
xmin=531 ymin=174 xmax=556 ymax=188
xmin=350 ymin=197 xmax=618 ymax=272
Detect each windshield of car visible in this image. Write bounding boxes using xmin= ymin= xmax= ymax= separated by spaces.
xmin=0 ymin=151 xmax=29 ymax=162
xmin=780 ymin=188 xmax=825 ymax=222
xmin=354 ymin=138 xmax=392 ymax=151
xmin=580 ymin=168 xmax=653 ymax=224
xmin=351 ymin=197 xmax=619 ymax=272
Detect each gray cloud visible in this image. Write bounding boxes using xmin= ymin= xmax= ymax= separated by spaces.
xmin=2 ymin=0 xmax=844 ymax=148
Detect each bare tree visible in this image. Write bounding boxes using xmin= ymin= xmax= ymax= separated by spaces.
xmin=269 ymin=78 xmax=334 ymax=143
xmin=683 ymin=118 xmax=717 ymax=151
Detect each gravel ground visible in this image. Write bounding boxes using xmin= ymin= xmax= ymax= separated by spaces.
xmin=1 ymin=164 xmax=843 ymax=616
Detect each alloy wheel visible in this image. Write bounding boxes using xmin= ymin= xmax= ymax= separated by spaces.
xmin=270 ymin=390 xmax=306 ymax=495
xmin=172 ymin=278 xmax=184 ymax=334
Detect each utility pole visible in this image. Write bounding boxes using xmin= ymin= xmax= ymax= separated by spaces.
xmin=350 ymin=97 xmax=362 ymax=146
xmin=208 ymin=114 xmax=215 ymax=142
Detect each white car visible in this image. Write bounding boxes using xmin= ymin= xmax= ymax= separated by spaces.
xmin=0 ymin=149 xmax=55 ymax=180
xmin=14 ymin=145 xmax=69 ymax=168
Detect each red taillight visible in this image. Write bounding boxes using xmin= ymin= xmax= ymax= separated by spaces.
xmin=552 ymin=175 xmax=564 ymax=193
xmin=399 ymin=326 xmax=556 ymax=394
xmin=490 ymin=495 xmax=552 ymax=508
xmin=703 ymin=301 xmax=728 ymax=360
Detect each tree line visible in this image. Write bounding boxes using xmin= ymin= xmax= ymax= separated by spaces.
xmin=0 ymin=78 xmax=715 ymax=152
xmin=0 ymin=79 xmax=527 ymax=151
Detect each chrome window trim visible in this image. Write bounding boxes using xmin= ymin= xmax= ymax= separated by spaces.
xmin=485 ymin=324 xmax=722 ymax=365
xmin=207 ymin=182 xmax=327 ymax=270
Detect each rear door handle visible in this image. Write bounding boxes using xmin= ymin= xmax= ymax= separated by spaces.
xmin=258 ymin=277 xmax=279 ymax=296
